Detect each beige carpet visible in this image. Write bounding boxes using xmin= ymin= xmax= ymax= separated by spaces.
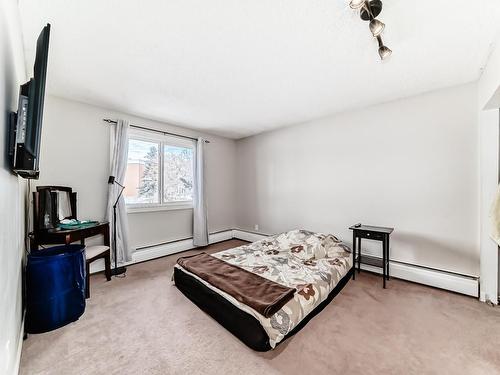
xmin=20 ymin=240 xmax=500 ymax=375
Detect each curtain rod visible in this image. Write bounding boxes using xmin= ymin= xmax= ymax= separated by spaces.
xmin=102 ymin=119 xmax=210 ymax=143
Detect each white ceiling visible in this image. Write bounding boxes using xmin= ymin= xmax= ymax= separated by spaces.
xmin=19 ymin=0 xmax=500 ymax=138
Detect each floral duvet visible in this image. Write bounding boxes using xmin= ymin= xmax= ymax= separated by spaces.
xmin=175 ymin=229 xmax=352 ymax=348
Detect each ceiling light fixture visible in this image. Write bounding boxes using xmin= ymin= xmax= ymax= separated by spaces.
xmin=350 ymin=0 xmax=392 ymax=60
xmin=369 ymin=19 xmax=385 ymax=37
xmin=377 ymin=37 xmax=392 ymax=60
xmin=349 ymin=0 xmax=366 ymax=9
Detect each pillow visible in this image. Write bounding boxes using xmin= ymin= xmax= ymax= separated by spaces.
xmin=276 ymin=229 xmax=344 ymax=260
xmin=310 ymin=233 xmax=344 ymax=259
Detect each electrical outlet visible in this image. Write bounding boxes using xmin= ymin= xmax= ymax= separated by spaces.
xmin=254 ymin=224 xmax=259 ymax=231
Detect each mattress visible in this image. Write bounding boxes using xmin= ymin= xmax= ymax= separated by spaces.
xmin=174 ymin=229 xmax=353 ymax=350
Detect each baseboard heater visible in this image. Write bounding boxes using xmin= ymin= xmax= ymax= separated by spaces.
xmin=91 ymin=228 xmax=479 ymax=298
xmin=232 ymin=229 xmax=479 ymax=298
xmin=89 ymin=229 xmax=235 ymax=274
xmin=359 ymin=258 xmax=478 ymax=298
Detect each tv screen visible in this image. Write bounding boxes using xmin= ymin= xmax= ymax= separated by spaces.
xmin=27 ymin=24 xmax=50 ymax=157
xmin=9 ymin=23 xmax=50 ymax=179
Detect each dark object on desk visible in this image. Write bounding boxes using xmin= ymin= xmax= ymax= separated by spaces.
xmin=35 ymin=186 xmax=76 ymax=230
xmin=31 ymin=186 xmax=111 ymax=298
xmin=108 ymin=176 xmax=127 ymax=276
xmin=58 ymin=219 xmax=99 ymax=230
xmin=25 ymin=244 xmax=86 ymax=333
xmin=349 ymin=224 xmax=394 ymax=288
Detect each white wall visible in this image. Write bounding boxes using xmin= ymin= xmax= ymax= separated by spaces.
xmin=0 ymin=0 xmax=27 ymax=373
xmin=235 ymin=83 xmax=480 ymax=277
xmin=36 ymin=96 xmax=237 ymax=250
xmin=479 ymin=35 xmax=500 ymax=111
xmin=478 ymin=34 xmax=500 ymax=303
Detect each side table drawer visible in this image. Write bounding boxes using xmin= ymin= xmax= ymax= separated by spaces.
xmin=356 ymin=230 xmax=384 ymax=241
xmin=86 ymin=227 xmax=102 ymax=237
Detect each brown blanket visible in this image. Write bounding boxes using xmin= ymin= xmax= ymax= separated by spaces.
xmin=177 ymin=252 xmax=295 ymax=318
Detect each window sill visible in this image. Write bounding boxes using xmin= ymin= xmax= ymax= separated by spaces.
xmin=126 ymin=203 xmax=193 ymax=214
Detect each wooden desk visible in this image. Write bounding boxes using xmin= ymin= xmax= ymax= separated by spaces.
xmin=31 ymin=222 xmax=110 ymax=250
xmin=349 ymin=224 xmax=394 ymax=288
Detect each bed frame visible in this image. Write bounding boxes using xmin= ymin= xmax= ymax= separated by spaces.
xmin=173 ymin=266 xmax=353 ymax=351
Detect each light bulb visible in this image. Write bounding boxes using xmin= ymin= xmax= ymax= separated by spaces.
xmin=378 ymin=45 xmax=392 ymax=60
xmin=349 ymin=0 xmax=366 ymax=9
xmin=369 ymin=19 xmax=385 ymax=37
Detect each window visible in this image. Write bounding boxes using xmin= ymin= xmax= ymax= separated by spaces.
xmin=163 ymin=145 xmax=194 ymax=202
xmin=124 ymin=129 xmax=194 ymax=211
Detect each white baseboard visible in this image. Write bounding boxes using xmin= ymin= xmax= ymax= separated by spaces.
xmin=232 ymin=229 xmax=267 ymax=242
xmin=89 ymin=230 xmax=233 ymax=273
xmin=132 ymin=230 xmax=233 ymax=264
xmin=90 ymin=228 xmax=479 ymax=298
xmin=232 ymin=230 xmax=478 ymax=297
xmin=359 ymin=258 xmax=478 ymax=297
xmin=208 ymin=230 xmax=235 ymax=244
xmin=13 ymin=320 xmax=24 ymax=375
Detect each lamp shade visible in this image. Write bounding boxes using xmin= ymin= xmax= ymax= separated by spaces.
xmin=369 ymin=19 xmax=385 ymax=37
xmin=349 ymin=0 xmax=366 ymax=9
xmin=378 ymin=45 xmax=392 ymax=60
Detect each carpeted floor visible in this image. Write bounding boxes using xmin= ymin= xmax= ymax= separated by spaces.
xmin=20 ymin=239 xmax=500 ymax=375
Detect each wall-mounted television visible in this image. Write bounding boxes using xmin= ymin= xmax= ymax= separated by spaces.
xmin=9 ymin=23 xmax=50 ymax=179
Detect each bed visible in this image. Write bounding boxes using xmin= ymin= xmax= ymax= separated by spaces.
xmin=173 ymin=229 xmax=353 ymax=351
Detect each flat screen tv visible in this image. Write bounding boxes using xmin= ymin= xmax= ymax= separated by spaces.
xmin=9 ymin=23 xmax=50 ymax=179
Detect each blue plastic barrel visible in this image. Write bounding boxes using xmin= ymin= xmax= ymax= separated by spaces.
xmin=25 ymin=244 xmax=86 ymax=333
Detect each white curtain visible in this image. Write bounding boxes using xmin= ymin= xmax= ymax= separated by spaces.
xmin=193 ymin=138 xmax=209 ymax=247
xmin=106 ymin=119 xmax=132 ymax=263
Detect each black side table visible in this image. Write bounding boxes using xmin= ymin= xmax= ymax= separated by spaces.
xmin=349 ymin=224 xmax=394 ymax=288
